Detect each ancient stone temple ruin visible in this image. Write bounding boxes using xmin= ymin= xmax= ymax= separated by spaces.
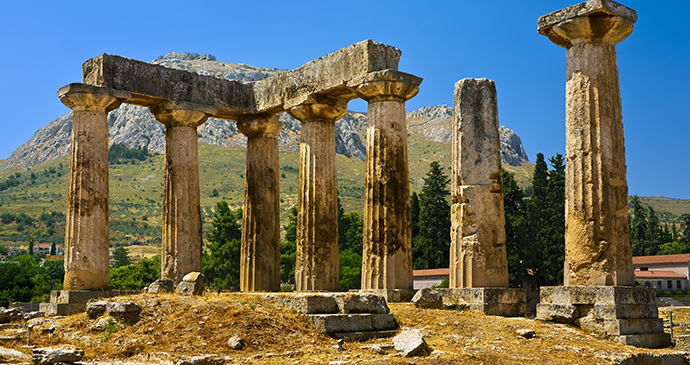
xmin=437 ymin=78 xmax=528 ymax=317
xmin=535 ymin=0 xmax=670 ymax=348
xmin=43 ymin=40 xmax=421 ymax=314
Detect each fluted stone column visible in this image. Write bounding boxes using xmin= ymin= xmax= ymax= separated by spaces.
xmin=353 ymin=70 xmax=421 ymax=290
xmin=237 ymin=114 xmax=282 ymax=292
xmin=538 ymin=0 xmax=636 ymax=286
xmin=58 ymin=83 xmax=129 ymax=290
xmin=450 ymin=78 xmax=509 ymax=288
xmin=150 ymin=101 xmax=217 ymax=284
xmin=288 ymin=95 xmax=347 ymax=291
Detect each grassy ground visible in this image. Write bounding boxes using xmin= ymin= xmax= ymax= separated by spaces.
xmin=1 ymin=293 xmax=686 ymax=364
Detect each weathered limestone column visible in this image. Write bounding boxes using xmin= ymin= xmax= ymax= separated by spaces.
xmin=538 ymin=0 xmax=636 ymax=287
xmin=352 ymin=70 xmax=421 ymax=292
xmin=536 ymin=1 xmax=669 ymax=348
xmin=150 ymin=101 xmax=217 ymax=284
xmin=237 ymin=114 xmax=282 ymax=292
xmin=435 ymin=79 xmax=528 ymax=317
xmin=450 ymin=78 xmax=509 ymax=288
xmin=59 ymin=83 xmax=129 ymax=291
xmin=288 ymin=95 xmax=347 ymax=291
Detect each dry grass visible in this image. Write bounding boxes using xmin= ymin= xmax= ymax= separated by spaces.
xmin=0 ymin=294 xmax=686 ymax=364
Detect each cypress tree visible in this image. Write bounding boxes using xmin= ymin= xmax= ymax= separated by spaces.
xmin=630 ymin=196 xmax=648 ymax=256
xmin=412 ymin=161 xmax=451 ymax=269
xmin=203 ymin=201 xmax=242 ymax=290
xmin=410 ymin=192 xmax=420 ymax=240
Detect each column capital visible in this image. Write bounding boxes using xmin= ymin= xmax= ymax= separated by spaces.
xmin=58 ymin=83 xmax=131 ymax=113
xmin=237 ymin=113 xmax=282 ymax=139
xmin=349 ymin=69 xmax=422 ymax=102
xmin=287 ymin=94 xmax=348 ymax=123
xmin=150 ymin=101 xmax=218 ymax=127
xmin=538 ymin=0 xmax=636 ymax=49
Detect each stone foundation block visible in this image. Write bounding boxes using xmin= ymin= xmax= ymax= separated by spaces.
xmin=359 ymin=289 xmax=417 ymax=303
xmin=614 ymin=333 xmax=672 ymax=349
xmin=539 ymin=286 xmax=657 ymax=306
xmin=437 ymin=288 xmax=529 ymax=317
xmin=41 ymin=290 xmax=138 ymax=316
xmin=273 ymin=294 xmax=339 ymax=314
xmin=578 ymin=317 xmax=664 ymax=336
xmin=307 ymin=313 xmax=397 ymax=333
xmin=538 ymin=286 xmax=669 ymax=348
xmin=593 ymin=304 xmax=659 ymax=320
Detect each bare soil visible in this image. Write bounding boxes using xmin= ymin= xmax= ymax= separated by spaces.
xmin=1 ymin=293 xmax=686 ymax=364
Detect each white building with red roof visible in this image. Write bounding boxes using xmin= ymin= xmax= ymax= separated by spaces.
xmin=633 ymin=254 xmax=690 ymax=291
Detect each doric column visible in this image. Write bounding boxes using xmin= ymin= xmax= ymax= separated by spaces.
xmin=58 ymin=83 xmax=130 ymax=290
xmin=352 ymin=70 xmax=422 ymax=290
xmin=538 ymin=0 xmax=637 ymax=286
xmin=237 ymin=114 xmax=282 ymax=292
xmin=450 ymin=78 xmax=509 ymax=288
xmin=288 ymin=95 xmax=347 ymax=291
xmin=149 ymin=101 xmax=217 ymax=284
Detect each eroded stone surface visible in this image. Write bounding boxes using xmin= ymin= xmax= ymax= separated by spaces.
xmin=393 ymin=329 xmax=431 ymax=357
xmin=59 ymin=84 xmax=130 ymax=291
xmin=412 ymin=288 xmax=443 ymax=309
xmin=175 ymin=272 xmax=205 ymax=296
xmin=450 ymin=78 xmax=508 ymax=289
xmin=355 ymin=73 xmax=421 ymax=290
xmin=150 ymin=102 xmax=214 ymax=284
xmin=289 ymin=96 xmax=347 ymax=291
xmin=238 ymin=114 xmax=282 ymax=292
xmin=32 ymin=347 xmax=84 ymax=365
xmin=539 ymin=1 xmax=636 ymax=287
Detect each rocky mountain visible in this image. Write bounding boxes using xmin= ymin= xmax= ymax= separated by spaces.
xmin=0 ymin=52 xmax=529 ymax=171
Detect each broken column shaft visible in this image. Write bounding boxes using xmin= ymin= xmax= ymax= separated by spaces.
xmin=150 ymin=101 xmax=217 ymax=284
xmin=450 ymin=78 xmax=509 ymax=288
xmin=59 ymin=84 xmax=129 ymax=290
xmin=237 ymin=114 xmax=282 ymax=292
xmin=289 ymin=96 xmax=347 ymax=291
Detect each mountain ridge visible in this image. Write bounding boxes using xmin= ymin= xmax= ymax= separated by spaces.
xmin=0 ymin=52 xmax=529 ymax=172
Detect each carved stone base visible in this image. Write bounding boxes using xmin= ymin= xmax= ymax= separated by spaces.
xmin=39 ymin=290 xmax=138 ymax=316
xmin=436 ymin=288 xmax=529 ymax=317
xmin=537 ymin=286 xmax=671 ymax=348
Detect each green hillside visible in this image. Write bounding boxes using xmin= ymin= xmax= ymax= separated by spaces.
xmin=1 ymin=142 xmax=687 ymax=257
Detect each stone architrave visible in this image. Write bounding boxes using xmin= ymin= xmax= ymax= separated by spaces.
xmin=149 ymin=101 xmax=217 ymax=284
xmin=58 ymin=83 xmax=130 ymax=291
xmin=450 ymin=78 xmax=509 ymax=288
xmin=351 ymin=70 xmax=421 ymax=290
xmin=538 ymin=0 xmax=637 ymax=286
xmin=237 ymin=113 xmax=283 ymax=292
xmin=288 ymin=95 xmax=348 ymax=291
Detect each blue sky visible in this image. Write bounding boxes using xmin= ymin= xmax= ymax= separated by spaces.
xmin=0 ymin=1 xmax=688 ymax=199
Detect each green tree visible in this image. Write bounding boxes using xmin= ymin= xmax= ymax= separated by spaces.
xmin=109 ymin=255 xmax=161 ymax=290
xmin=681 ymin=214 xmax=690 ymax=246
xmin=412 ymin=161 xmax=451 ymax=269
xmin=50 ymin=241 xmax=56 ymax=256
xmin=503 ymin=169 xmax=531 ymax=287
xmin=203 ymin=201 xmax=242 ymax=290
xmin=28 ymin=238 xmax=34 ymax=256
xmin=540 ymin=153 xmax=566 ymax=285
xmin=339 ymin=212 xmax=363 ymax=255
xmin=410 ymin=192 xmax=420 ymax=240
xmin=339 ymin=249 xmax=362 ymax=291
xmin=630 ymin=196 xmax=652 ymax=256
xmin=645 ymin=207 xmax=661 ymax=254
xmin=281 ymin=206 xmax=298 ymax=284
xmin=112 ymin=247 xmax=130 ymax=268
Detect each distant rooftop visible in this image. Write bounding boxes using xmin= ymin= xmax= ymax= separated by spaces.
xmin=633 ymin=254 xmax=690 ymax=265
xmin=634 ymin=270 xmax=686 ymax=279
